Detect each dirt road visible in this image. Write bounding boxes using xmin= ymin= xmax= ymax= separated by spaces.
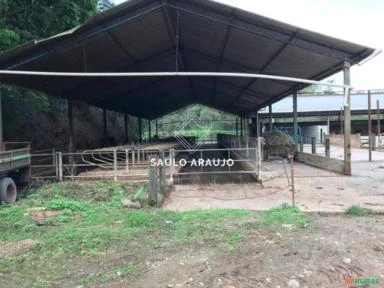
xmin=99 ymin=214 xmax=384 ymax=288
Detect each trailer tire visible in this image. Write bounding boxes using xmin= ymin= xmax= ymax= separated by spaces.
xmin=0 ymin=177 xmax=17 ymax=204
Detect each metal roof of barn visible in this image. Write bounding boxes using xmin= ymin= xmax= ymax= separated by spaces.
xmin=0 ymin=0 xmax=375 ymax=119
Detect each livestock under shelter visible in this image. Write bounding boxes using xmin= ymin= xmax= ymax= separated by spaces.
xmin=0 ymin=0 xmax=376 ymax=185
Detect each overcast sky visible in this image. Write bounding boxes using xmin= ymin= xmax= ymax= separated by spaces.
xmin=113 ymin=0 xmax=384 ymax=90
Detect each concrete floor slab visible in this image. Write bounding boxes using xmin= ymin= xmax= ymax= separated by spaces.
xmin=164 ymin=151 xmax=384 ymax=212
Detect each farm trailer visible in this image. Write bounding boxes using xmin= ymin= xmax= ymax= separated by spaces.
xmin=0 ymin=142 xmax=31 ymax=204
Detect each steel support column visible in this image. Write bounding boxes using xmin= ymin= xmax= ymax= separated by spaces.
xmin=293 ymin=92 xmax=298 ymax=149
xmin=235 ymin=118 xmax=239 ymax=137
xmin=343 ymin=61 xmax=351 ymax=175
xmin=155 ymin=120 xmax=158 ymax=136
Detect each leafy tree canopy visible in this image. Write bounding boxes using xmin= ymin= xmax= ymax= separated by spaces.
xmin=0 ymin=0 xmax=98 ymax=52
xmin=0 ymin=0 xmax=99 ymax=115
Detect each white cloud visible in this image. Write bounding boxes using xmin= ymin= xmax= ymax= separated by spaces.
xmin=113 ymin=0 xmax=383 ymax=89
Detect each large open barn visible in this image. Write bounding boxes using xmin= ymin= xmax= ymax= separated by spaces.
xmin=2 ymin=1 xmax=384 ymax=287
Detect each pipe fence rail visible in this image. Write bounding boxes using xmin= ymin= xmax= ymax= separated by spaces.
xmin=30 ymin=135 xmax=263 ymax=182
xmin=162 ymin=134 xmax=264 ymax=183
xmin=218 ymin=134 xmax=263 ymax=182
xmin=31 ymin=148 xmax=171 ymax=181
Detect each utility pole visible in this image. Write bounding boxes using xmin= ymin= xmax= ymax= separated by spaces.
xmin=377 ymin=100 xmax=381 ymax=151
xmin=293 ymin=92 xmax=298 ymax=150
xmin=343 ymin=61 xmax=351 ymax=175
xmin=368 ymin=90 xmax=372 ymax=161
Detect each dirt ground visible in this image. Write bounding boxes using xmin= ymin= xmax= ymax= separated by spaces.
xmin=2 ymin=148 xmax=384 ymax=288
xmin=97 ymin=214 xmax=384 ymax=288
xmin=0 ymin=239 xmax=38 ymax=258
xmin=165 ymin=149 xmax=384 ymax=213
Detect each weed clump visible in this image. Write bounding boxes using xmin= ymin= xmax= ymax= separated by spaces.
xmin=260 ymin=204 xmax=309 ymax=228
xmin=345 ymin=205 xmax=372 ymax=216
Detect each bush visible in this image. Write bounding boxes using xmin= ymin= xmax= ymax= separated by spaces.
xmin=263 ymin=130 xmax=296 ymax=159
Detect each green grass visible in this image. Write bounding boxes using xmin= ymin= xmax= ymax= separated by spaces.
xmin=0 ymin=182 xmax=255 ymax=288
xmin=47 ymin=198 xmax=90 ymax=211
xmin=260 ymin=204 xmax=309 ymax=228
xmin=345 ymin=205 xmax=372 ymax=216
xmin=219 ymin=230 xmax=245 ymax=253
xmin=160 ymin=209 xmax=252 ymax=244
xmin=80 ymin=264 xmax=138 ymax=286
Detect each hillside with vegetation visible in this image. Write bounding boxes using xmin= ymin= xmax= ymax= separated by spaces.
xmin=0 ymin=0 xmax=131 ymax=150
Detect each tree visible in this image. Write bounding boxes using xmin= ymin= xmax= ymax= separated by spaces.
xmin=300 ymin=85 xmax=318 ymax=95
xmin=0 ymin=0 xmax=98 ymax=126
xmin=0 ymin=0 xmax=98 ymax=51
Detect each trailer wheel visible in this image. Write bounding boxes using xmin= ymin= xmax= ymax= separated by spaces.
xmin=0 ymin=177 xmax=17 ymax=204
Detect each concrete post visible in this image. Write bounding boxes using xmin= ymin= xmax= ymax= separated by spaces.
xmin=300 ymin=136 xmax=304 ymax=152
xmin=269 ymin=104 xmax=273 ymax=132
xmin=159 ymin=151 xmax=166 ymax=200
xmin=148 ymin=155 xmax=158 ymax=206
xmin=311 ymin=137 xmax=316 ymax=154
xmin=125 ymin=149 xmax=129 ymax=172
xmin=257 ymin=137 xmax=262 ymax=183
xmin=170 ymin=148 xmax=175 ymax=182
xmin=343 ymin=61 xmax=352 ymax=175
xmin=293 ymin=92 xmax=298 ymax=150
xmin=113 ymin=149 xmax=117 ymax=181
xmin=325 ymin=137 xmax=330 ymax=158
xmin=256 ymin=111 xmax=263 ymax=182
xmin=58 ymin=152 xmax=63 ymax=181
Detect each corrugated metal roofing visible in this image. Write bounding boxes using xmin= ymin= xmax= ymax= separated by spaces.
xmin=0 ymin=0 xmax=375 ymax=119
